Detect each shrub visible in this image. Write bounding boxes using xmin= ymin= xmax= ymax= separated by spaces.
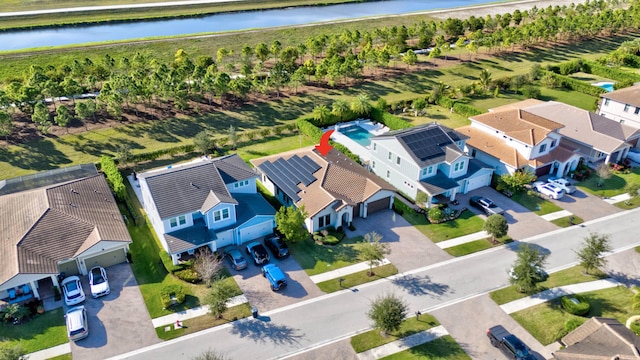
xmin=370 ymin=107 xmax=412 ymax=130
xmin=321 ymin=235 xmax=341 ymax=245
xmin=564 ymin=318 xmax=585 ymax=333
xmin=99 ymin=155 xmax=126 ymax=200
xmin=175 ymin=268 xmax=201 ymax=283
xmin=160 ymin=285 xmax=186 ymax=308
xmin=296 ymin=117 xmax=323 ymax=141
xmin=159 ymin=251 xmax=183 ymax=273
xmin=392 ymin=203 xmax=404 ymax=215
xmin=428 ymin=207 xmax=446 ymax=223
xmin=348 ymin=223 xmax=356 ymax=231
xmin=545 ymin=72 xmax=607 ymax=97
xmin=521 ymin=85 xmax=541 ymax=99
xmin=631 ymin=320 xmax=640 ymax=336
xmin=561 ymin=295 xmax=590 ymax=316
xmin=452 ymin=102 xmax=483 ymax=116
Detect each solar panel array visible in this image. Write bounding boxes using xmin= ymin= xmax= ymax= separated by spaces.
xmin=259 ymin=155 xmax=321 ymax=202
xmin=400 ymin=127 xmax=452 ymax=162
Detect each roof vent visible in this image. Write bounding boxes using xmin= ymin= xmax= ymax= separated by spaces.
xmin=94 ymin=189 xmax=100 ymax=193
xmin=191 ymin=182 xmax=200 ymax=189
xmin=70 ymin=188 xmax=79 ymax=194
xmin=69 ymin=202 xmax=77 ymax=208
xmin=104 ymin=198 xmax=110 ymax=202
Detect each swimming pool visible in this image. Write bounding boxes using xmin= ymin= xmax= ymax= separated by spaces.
xmin=592 ymin=81 xmax=614 ymax=92
xmin=340 ymin=125 xmax=374 ymax=147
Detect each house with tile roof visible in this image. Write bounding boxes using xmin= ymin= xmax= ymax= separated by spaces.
xmin=368 ymin=122 xmax=493 ymax=205
xmin=552 ymin=317 xmax=640 ymax=359
xmin=137 ymin=154 xmax=276 ymax=264
xmin=0 ymin=164 xmax=131 ymax=305
xmin=251 ymin=147 xmax=395 ymax=233
xmin=599 ymin=85 xmax=640 ymax=129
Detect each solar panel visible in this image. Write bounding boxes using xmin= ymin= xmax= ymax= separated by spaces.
xmin=260 ymin=162 xmax=301 ymax=202
xmin=287 ymin=156 xmax=318 ymax=185
xmin=401 ymin=127 xmax=453 ymax=162
xmin=300 ymin=155 xmax=322 ymax=173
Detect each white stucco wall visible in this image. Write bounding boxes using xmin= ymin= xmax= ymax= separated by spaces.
xmin=599 ymin=99 xmax=640 ymax=129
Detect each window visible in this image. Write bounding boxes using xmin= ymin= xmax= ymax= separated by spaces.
xmin=318 ymin=214 xmax=330 ymax=228
xmin=170 ymin=218 xmax=177 ymax=228
xmin=550 ymin=140 xmax=556 ymax=148
xmin=471 ymin=149 xmax=477 ymax=157
xmin=388 ymin=152 xmax=392 ymax=160
xmin=624 ymin=104 xmax=630 ymax=112
xmin=454 ymin=161 xmax=465 ymax=171
xmin=372 ymin=161 xmax=376 ymax=169
xmin=604 ymin=98 xmax=610 ymax=106
xmin=427 ymin=166 xmax=434 ymax=174
xmin=539 ymin=144 xmax=547 ymax=153
xmin=169 ymin=215 xmax=186 ymax=228
xmin=421 ymin=168 xmax=427 ymax=176
xmin=373 ymin=143 xmax=377 ymax=151
xmin=178 ymin=215 xmax=186 ymax=225
xmin=214 ymin=208 xmax=230 ymax=222
xmin=386 ymin=170 xmax=390 ymax=178
xmin=635 ymin=107 xmax=640 ymax=115
xmin=396 ymin=157 xmax=401 ymax=165
xmin=234 ymin=180 xmax=250 ymax=188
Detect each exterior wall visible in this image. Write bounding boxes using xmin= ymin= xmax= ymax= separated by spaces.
xmin=161 ymin=212 xmax=194 ymax=234
xmin=470 ymin=121 xmax=534 ymax=159
xmin=204 ymin=202 xmax=237 ymax=231
xmin=599 ymin=99 xmax=640 ymax=129
xmin=445 ymin=157 xmax=469 ymax=178
xmin=227 ymin=177 xmax=258 ymax=194
xmin=138 ymin=178 xmax=166 ymax=236
xmin=370 ymin=138 xmax=423 ymax=200
xmin=531 ymin=132 xmax=562 ymax=159
xmin=309 ymin=205 xmax=338 ymax=233
xmin=0 ymin=274 xmax=52 ymax=295
xmin=258 ymin=174 xmax=294 ymax=206
xmin=466 ymin=147 xmax=514 ymax=175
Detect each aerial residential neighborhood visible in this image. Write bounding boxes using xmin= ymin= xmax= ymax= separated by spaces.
xmin=1 ymin=1 xmax=640 ymax=360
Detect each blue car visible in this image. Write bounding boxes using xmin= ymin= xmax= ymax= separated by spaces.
xmin=261 ymin=264 xmax=287 ymax=291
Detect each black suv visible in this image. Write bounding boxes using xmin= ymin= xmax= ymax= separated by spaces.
xmin=245 ymin=242 xmax=270 ymax=265
xmin=265 ymin=235 xmax=290 ymax=258
xmin=470 ymin=196 xmax=505 ymax=216
xmin=487 ymin=325 xmax=536 ymax=360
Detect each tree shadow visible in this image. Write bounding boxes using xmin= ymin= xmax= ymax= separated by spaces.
xmin=607 ymin=270 xmax=640 ymax=288
xmin=230 ymin=318 xmax=305 ymax=346
xmin=392 ymin=274 xmax=452 ymax=298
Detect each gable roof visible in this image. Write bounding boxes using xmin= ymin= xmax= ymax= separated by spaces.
xmin=0 ymin=169 xmax=131 ymax=286
xmin=601 ymin=85 xmax=640 ymax=108
xmin=554 ymin=317 xmax=640 ymax=360
xmin=374 ymin=123 xmax=467 ymax=167
xmin=252 ymin=147 xmax=394 ymax=217
xmin=525 ymin=101 xmax=634 ymax=153
xmin=138 ymin=154 xmax=255 ymax=219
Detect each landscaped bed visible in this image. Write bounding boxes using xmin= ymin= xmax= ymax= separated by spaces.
xmin=550 ymin=215 xmax=584 ymax=228
xmin=577 ymin=166 xmax=640 ymax=198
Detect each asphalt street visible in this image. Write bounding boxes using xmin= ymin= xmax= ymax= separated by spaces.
xmin=110 ymin=207 xmax=640 ymax=360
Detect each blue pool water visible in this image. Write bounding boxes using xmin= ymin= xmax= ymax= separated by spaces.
xmin=341 ymin=125 xmax=374 ymax=147
xmin=594 ymin=82 xmax=614 ymax=92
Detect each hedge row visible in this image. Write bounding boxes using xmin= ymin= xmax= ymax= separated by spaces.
xmin=370 ymin=107 xmax=412 ymax=130
xmin=296 ymin=117 xmax=361 ymax=163
xmin=584 ymin=60 xmax=640 ymax=84
xmin=129 ymin=143 xmax=196 ymax=164
xmin=547 ymin=72 xmax=608 ymax=97
xmin=435 ymin=97 xmax=484 ymax=117
xmin=99 ymin=155 xmax=126 ymax=200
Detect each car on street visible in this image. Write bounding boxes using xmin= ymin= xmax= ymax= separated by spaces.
xmin=533 ymin=181 xmax=564 ymax=200
xmin=265 ymin=235 xmax=290 ymax=258
xmin=469 ymin=196 xmax=505 ymax=216
xmin=61 ymin=276 xmax=86 ymax=306
xmin=88 ymin=266 xmax=110 ymax=298
xmin=246 ymin=241 xmax=270 ymax=266
xmin=225 ymin=248 xmax=248 ymax=270
xmin=66 ymin=306 xmax=89 ymax=341
xmin=487 ymin=325 xmax=536 ymax=360
xmin=547 ymin=177 xmax=576 ymax=194
xmin=262 ymin=264 xmax=287 ymax=291
xmin=508 ymin=265 xmax=548 ymax=281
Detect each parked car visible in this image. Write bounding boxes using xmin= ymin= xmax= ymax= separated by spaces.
xmin=627 ymin=150 xmax=640 ymax=164
xmin=508 ymin=265 xmax=548 ymax=281
xmin=533 ymin=181 xmax=564 ymax=200
xmin=547 ymin=177 xmax=576 ymax=194
xmin=261 ymin=264 xmax=287 ymax=291
xmin=225 ymin=248 xmax=248 ymax=271
xmin=66 ymin=306 xmax=89 ymax=341
xmin=88 ymin=266 xmax=110 ymax=298
xmin=246 ymin=242 xmax=270 ymax=265
xmin=469 ymin=196 xmax=505 ymax=216
xmin=61 ymin=276 xmax=86 ymax=306
xmin=487 ymin=325 xmax=536 ymax=360
xmin=265 ymin=235 xmax=290 ymax=258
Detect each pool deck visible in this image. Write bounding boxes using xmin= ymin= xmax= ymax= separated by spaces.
xmin=328 ymin=120 xmax=389 ymax=164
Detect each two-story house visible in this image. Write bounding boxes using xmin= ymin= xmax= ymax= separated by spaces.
xmin=137 ymin=154 xmax=276 ymax=264
xmin=598 ymin=85 xmax=640 ymax=130
xmin=252 ymin=147 xmax=395 ymax=233
xmin=369 ymin=122 xmax=493 ymax=206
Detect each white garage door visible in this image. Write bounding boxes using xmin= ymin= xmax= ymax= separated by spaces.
xmin=238 ymin=221 xmax=273 ymax=245
xmin=216 ymin=229 xmax=235 ymax=248
xmin=466 ymin=173 xmax=492 ymax=193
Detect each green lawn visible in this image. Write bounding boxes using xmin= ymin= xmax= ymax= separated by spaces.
xmin=550 ymin=215 xmax=584 ymax=228
xmin=0 ymin=308 xmax=67 ymax=354
xmin=615 ymin=196 xmax=640 ymax=210
xmin=510 ymin=191 xmax=562 ymax=215
xmin=396 ymin=201 xmax=485 ymax=242
xmin=394 ymin=105 xmax=471 ymax=130
xmin=156 ymin=303 xmax=252 ymax=341
xmin=47 ymin=354 xmax=72 ymax=360
xmin=490 ymin=266 xmax=607 ymax=305
xmin=444 ymin=236 xmax=512 ymax=257
xmin=351 ymin=315 xmax=440 ymax=353
xmin=577 ymin=167 xmax=640 ymax=198
xmin=380 ymin=335 xmax=471 ymax=360
xmin=467 ymin=87 xmax=597 ymax=113
xmin=512 ymin=286 xmax=635 ymax=345
xmin=316 ymin=263 xmax=398 ymax=293
xmin=288 ymin=236 xmax=364 ymax=276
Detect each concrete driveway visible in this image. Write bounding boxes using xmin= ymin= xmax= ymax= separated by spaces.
xmin=456 ymin=188 xmax=559 ymax=241
xmin=70 ymin=263 xmax=159 ymax=360
xmin=346 ymin=209 xmax=453 ymax=273
xmin=226 ymin=247 xmax=324 ymax=313
xmin=547 ymin=187 xmax=621 ymax=222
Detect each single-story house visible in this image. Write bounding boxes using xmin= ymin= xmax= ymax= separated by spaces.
xmin=553 ymin=317 xmax=640 ymax=359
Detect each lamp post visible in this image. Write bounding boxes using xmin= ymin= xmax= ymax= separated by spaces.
xmin=339 ymin=277 xmax=345 ymax=288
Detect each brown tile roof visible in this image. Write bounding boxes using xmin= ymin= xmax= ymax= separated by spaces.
xmin=0 ymin=173 xmax=131 ymax=286
xmin=488 ymin=98 xmax=545 ymax=112
xmin=252 ymin=146 xmax=394 ymax=217
xmin=469 ymin=107 xmax=563 ymax=146
xmin=601 ymin=85 xmax=640 ymax=108
xmin=554 ymin=317 xmax=640 ymax=360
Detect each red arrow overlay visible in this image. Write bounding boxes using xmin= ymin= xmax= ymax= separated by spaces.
xmin=315 ymin=130 xmax=334 ymax=156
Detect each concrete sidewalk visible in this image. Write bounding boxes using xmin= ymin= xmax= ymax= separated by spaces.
xmin=541 ymin=210 xmax=572 ymax=221
xmin=500 ymin=278 xmax=621 ymax=314
xmin=151 ymin=294 xmax=248 ymax=328
xmin=26 ymin=343 xmax=71 ymax=360
xmin=357 ymin=325 xmax=449 ymax=360
xmin=604 ymin=193 xmax=630 ymax=204
xmin=309 ymin=259 xmax=391 ymax=284
xmin=437 ymin=231 xmax=488 ymax=249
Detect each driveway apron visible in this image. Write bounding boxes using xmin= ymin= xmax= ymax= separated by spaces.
xmin=71 ymin=263 xmax=159 ymax=360
xmin=548 ymin=188 xmax=621 ymax=222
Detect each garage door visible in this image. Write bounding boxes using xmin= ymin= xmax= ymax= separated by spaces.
xmin=58 ymin=260 xmax=80 ymax=276
xmin=238 ymin=221 xmax=273 ymax=244
xmin=536 ymin=164 xmax=552 ymax=177
xmin=84 ymin=249 xmax=127 ymax=271
xmin=216 ymin=229 xmax=234 ymax=248
xmin=465 ymin=173 xmax=492 ymax=193
xmin=366 ymin=197 xmax=391 ymax=215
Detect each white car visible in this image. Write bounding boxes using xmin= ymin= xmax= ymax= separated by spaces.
xmin=547 ymin=177 xmax=576 ymax=194
xmin=61 ymin=276 xmax=86 ymax=306
xmin=88 ymin=266 xmax=110 ymax=298
xmin=533 ymin=181 xmax=564 ymax=200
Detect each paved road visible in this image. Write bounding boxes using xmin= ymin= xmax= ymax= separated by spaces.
xmin=110 ymin=207 xmax=640 ymax=360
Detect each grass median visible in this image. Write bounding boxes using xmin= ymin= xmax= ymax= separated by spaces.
xmin=380 ymin=335 xmax=471 ymax=360
xmin=351 ymin=314 xmax=439 ymax=353
xmin=443 ymin=236 xmax=512 ymax=257
xmin=317 ymin=263 xmax=398 ymax=293
xmin=155 ymin=303 xmax=252 ymax=341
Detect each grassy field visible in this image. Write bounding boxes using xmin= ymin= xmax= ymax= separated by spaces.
xmin=512 ymin=286 xmax=635 ymax=345
xmin=351 ymin=315 xmax=440 ymax=353
xmin=316 ymin=263 xmax=398 ymax=293
xmin=0 ymin=308 xmax=67 ymax=354
xmin=380 ymin=335 xmax=471 ymax=360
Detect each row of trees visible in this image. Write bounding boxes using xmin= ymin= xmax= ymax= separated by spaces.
xmin=1 ymin=0 xmax=639 ymax=141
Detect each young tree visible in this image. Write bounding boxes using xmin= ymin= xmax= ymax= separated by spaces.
xmin=117 ymin=144 xmax=132 ymax=168
xmin=484 ymin=214 xmax=508 ymax=242
xmin=596 ymin=163 xmax=612 ymax=187
xmin=575 ymin=232 xmax=612 ymax=275
xmin=331 ymin=99 xmax=351 ymax=122
xmin=32 ymin=102 xmax=52 ymax=134
xmin=275 ymin=205 xmax=308 ymax=243
xmin=411 ymin=98 xmax=427 ymax=117
xmin=0 ymin=344 xmax=26 ymax=360
xmin=510 ymin=243 xmax=548 ymax=294
xmin=75 ymin=99 xmax=97 ymax=128
xmin=312 ymin=104 xmax=331 ymax=126
xmin=367 ymin=293 xmax=408 ymax=337
xmin=359 ymin=231 xmax=391 ymax=276
xmin=0 ymin=111 xmax=14 ymax=142
xmin=54 ymin=104 xmax=73 ymax=133
xmin=402 ymin=49 xmax=418 ymax=67
xmin=624 ymin=183 xmax=640 ymax=205
xmin=192 ymin=349 xmax=228 ymax=360
xmin=227 ymin=125 xmax=237 ymax=150
xmin=478 ymin=69 xmax=492 ymax=92
xmin=498 ymin=170 xmax=537 ymax=193
xmin=205 ymin=280 xmax=235 ymax=319
xmin=193 ymin=248 xmax=223 ymax=287
xmin=350 ymin=93 xmax=372 ymax=117
xmin=194 ymin=131 xmax=215 ymax=155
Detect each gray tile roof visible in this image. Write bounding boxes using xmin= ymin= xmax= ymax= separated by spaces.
xmin=601 ymin=85 xmax=640 ymax=108
xmin=234 ymin=193 xmax=277 ymax=226
xmin=420 ymin=171 xmax=460 ymax=195
xmin=1 ymin=172 xmax=131 ymax=286
xmin=554 ymin=317 xmax=640 ymax=359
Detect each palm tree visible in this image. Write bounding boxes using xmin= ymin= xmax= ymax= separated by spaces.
xmin=331 ymin=99 xmax=351 ymax=122
xmin=479 ymin=69 xmax=492 ymax=92
xmin=350 ymin=94 xmax=372 ymax=117
xmin=312 ymin=104 xmax=331 ymax=126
